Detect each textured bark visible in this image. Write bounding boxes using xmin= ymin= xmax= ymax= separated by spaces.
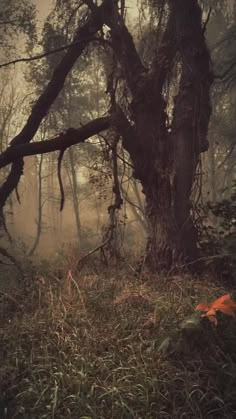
xmin=111 ymin=0 xmax=213 ymax=270
xmin=145 ymin=1 xmax=212 ymax=269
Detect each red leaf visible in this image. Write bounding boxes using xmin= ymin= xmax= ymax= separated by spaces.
xmin=213 ymin=304 xmax=236 ymax=317
xmin=196 ymin=302 xmax=211 ymax=312
xmin=211 ymin=294 xmax=233 ymax=308
xmin=205 ymin=308 xmax=217 ymax=316
xmin=196 ymin=294 xmax=236 ymax=326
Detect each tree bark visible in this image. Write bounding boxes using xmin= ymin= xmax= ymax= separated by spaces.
xmin=111 ymin=0 xmax=213 ymax=270
xmin=145 ymin=1 xmax=212 ymax=270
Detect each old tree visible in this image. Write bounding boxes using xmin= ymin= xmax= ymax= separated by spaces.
xmin=0 ymin=0 xmax=213 ymax=270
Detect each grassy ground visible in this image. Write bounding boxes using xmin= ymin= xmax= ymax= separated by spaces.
xmin=1 ymin=262 xmax=236 ymax=418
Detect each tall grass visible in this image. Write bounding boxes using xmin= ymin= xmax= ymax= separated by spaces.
xmin=1 ymin=265 xmax=236 ymax=418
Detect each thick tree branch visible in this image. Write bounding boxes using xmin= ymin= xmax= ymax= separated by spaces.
xmin=171 ymin=0 xmax=213 ymax=153
xmin=0 ymin=0 xmax=109 ymax=212
xmin=150 ymin=4 xmax=176 ymax=93
xmin=0 ymin=116 xmax=111 ymax=169
xmin=10 ymin=5 xmax=107 ymax=148
xmin=104 ymin=2 xmax=147 ymax=97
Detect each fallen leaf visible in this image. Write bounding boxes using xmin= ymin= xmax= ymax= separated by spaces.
xmin=196 ymin=294 xmax=236 ymax=326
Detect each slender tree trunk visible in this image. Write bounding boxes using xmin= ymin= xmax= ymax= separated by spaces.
xmin=68 ymin=148 xmax=82 ymax=242
xmin=64 ymin=72 xmax=82 ymax=244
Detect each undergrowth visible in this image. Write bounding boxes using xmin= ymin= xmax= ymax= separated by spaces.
xmin=1 ymin=265 xmax=236 ymax=418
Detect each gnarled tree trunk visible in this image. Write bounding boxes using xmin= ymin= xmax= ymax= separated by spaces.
xmin=0 ymin=0 xmax=213 ymax=273
xmin=112 ymin=0 xmax=213 ymax=270
xmin=144 ymin=1 xmax=212 ymax=270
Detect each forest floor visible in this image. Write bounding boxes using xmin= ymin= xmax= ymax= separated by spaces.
xmin=1 ymin=261 xmax=236 ymax=418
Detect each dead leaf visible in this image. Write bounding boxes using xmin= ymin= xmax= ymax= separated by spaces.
xmin=196 ymin=294 xmax=236 ymax=326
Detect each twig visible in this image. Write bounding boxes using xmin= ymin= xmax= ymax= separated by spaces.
xmin=57 ymin=149 xmax=66 ymax=211
xmin=202 ymin=7 xmax=212 ymax=34
xmin=0 ymin=37 xmax=112 ymax=69
xmin=76 ymin=237 xmax=110 ymax=269
xmin=0 ymin=40 xmax=82 ymax=69
xmin=98 ymin=133 xmax=134 ymax=169
xmin=15 ymin=185 xmax=21 ymax=204
xmin=167 ymin=254 xmax=228 ymax=277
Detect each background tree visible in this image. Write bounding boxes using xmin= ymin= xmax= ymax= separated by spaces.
xmin=0 ymin=0 xmax=36 ymax=57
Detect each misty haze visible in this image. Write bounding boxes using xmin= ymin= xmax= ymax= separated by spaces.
xmin=1 ymin=1 xmax=236 ymax=418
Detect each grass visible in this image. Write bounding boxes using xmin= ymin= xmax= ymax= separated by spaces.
xmin=1 ymin=262 xmax=236 ymax=418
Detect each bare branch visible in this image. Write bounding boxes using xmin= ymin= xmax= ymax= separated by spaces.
xmin=104 ymin=2 xmax=147 ymax=97
xmin=0 ymin=37 xmax=112 ymax=70
xmin=202 ymin=7 xmax=212 ymax=34
xmin=0 ymin=116 xmax=111 ymax=169
xmin=0 ymin=0 xmax=109 ymax=212
xmin=0 ymin=40 xmax=86 ymax=69
xmin=98 ymin=133 xmax=134 ymax=169
xmin=58 ymin=149 xmax=66 ymax=211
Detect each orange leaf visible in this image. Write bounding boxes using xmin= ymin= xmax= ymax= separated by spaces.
xmin=196 ymin=302 xmax=211 ymax=312
xmin=213 ymin=304 xmax=236 ymax=317
xmin=205 ymin=308 xmax=217 ymax=317
xmin=211 ymin=294 xmax=233 ymax=308
xmin=196 ymin=293 xmax=236 ymax=325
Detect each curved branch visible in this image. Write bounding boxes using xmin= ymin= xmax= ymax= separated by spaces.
xmin=58 ymin=149 xmax=66 ymax=211
xmin=104 ymin=2 xmax=147 ymax=97
xmin=0 ymin=116 xmax=111 ymax=169
xmin=0 ymin=1 xmax=109 ymax=212
xmin=0 ymin=38 xmax=112 ymax=69
xmin=0 ymin=40 xmax=84 ymax=69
